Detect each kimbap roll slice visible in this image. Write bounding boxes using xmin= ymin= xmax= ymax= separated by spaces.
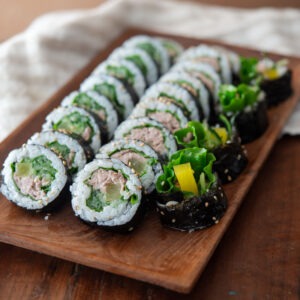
xmin=155 ymin=148 xmax=227 ymax=231
xmin=29 ymin=131 xmax=88 ymax=177
xmin=109 ymin=47 xmax=159 ymax=86
xmin=141 ymin=82 xmax=200 ymax=121
xmin=80 ymin=74 xmax=134 ymax=120
xmin=97 ymin=139 xmax=162 ymax=194
xmin=160 ymin=71 xmax=210 ymax=121
xmin=114 ymin=117 xmax=177 ymax=161
xmin=61 ymin=90 xmax=118 ymax=141
xmin=174 ymin=117 xmax=248 ymax=184
xmin=130 ymin=98 xmax=188 ymax=133
xmin=123 ymin=35 xmax=170 ymax=75
xmin=92 ymin=59 xmax=146 ymax=101
xmin=1 ymin=144 xmax=68 ymax=211
xmin=219 ymin=84 xmax=269 ymax=144
xmin=156 ymin=37 xmax=184 ymax=65
xmin=177 ymin=45 xmax=232 ymax=84
xmin=42 ymin=106 xmax=101 ymax=154
xmin=71 ymin=158 xmax=143 ymax=232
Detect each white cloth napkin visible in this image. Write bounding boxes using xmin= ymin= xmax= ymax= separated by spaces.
xmin=0 ymin=0 xmax=299 ymax=142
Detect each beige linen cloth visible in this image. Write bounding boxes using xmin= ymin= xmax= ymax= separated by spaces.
xmin=0 ymin=0 xmax=300 ymax=142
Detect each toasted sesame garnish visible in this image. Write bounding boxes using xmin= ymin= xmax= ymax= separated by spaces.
xmin=205 ymin=202 xmax=209 ymax=207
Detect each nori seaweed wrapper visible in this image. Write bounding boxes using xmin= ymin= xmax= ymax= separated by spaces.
xmin=156 ymin=183 xmax=227 ymax=231
xmin=235 ymin=100 xmax=269 ymax=144
xmin=213 ymin=139 xmax=248 ymax=184
xmin=260 ymin=70 xmax=293 ymax=107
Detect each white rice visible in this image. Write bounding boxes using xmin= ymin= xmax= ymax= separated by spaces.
xmin=109 ymin=47 xmax=159 ymax=85
xmin=92 ymin=59 xmax=146 ymax=98
xmin=29 ymin=131 xmax=87 ymax=176
xmin=42 ymin=106 xmax=101 ymax=154
xmin=61 ymin=90 xmax=118 ymax=139
xmin=160 ymin=70 xmax=210 ymax=119
xmin=1 ymin=144 xmax=67 ymax=210
xmin=123 ymin=35 xmax=170 ymax=74
xmin=71 ymin=158 xmax=142 ymax=226
xmin=141 ymin=82 xmax=200 ymax=121
xmin=97 ymin=139 xmax=162 ymax=194
xmin=80 ymin=74 xmax=134 ymax=119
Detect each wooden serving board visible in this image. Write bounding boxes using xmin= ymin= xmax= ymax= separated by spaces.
xmin=0 ymin=28 xmax=299 ymax=294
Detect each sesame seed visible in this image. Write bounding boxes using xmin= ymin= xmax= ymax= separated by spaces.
xmin=224 ymin=169 xmax=229 ymax=174
xmin=212 ymin=216 xmax=217 ymax=221
xmin=44 ymin=216 xmax=49 ymax=221
xmin=227 ymin=175 xmax=232 ymax=181
xmin=160 ymin=211 xmax=165 ymax=216
xmin=237 ymin=154 xmax=241 ymax=160
xmin=213 ymin=195 xmax=218 ymax=201
xmin=171 ymin=218 xmax=176 ymax=223
xmin=215 ymin=220 xmax=219 ymax=224
xmin=205 ymin=202 xmax=209 ymax=207
xmin=128 ymin=227 xmax=134 ymax=232
xmin=220 ymin=193 xmax=224 ymax=198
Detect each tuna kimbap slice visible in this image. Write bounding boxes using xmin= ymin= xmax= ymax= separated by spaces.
xmin=1 ymin=144 xmax=68 ymax=211
xmin=174 ymin=116 xmax=248 ymax=184
xmin=177 ymin=45 xmax=232 ymax=84
xmin=123 ymin=35 xmax=170 ymax=75
xmin=97 ymin=139 xmax=162 ymax=194
xmin=218 ymin=83 xmax=269 ymax=144
xmin=130 ymin=98 xmax=188 ymax=133
xmin=92 ymin=59 xmax=146 ymax=101
xmin=240 ymin=57 xmax=293 ymax=106
xmin=71 ymin=158 xmax=143 ymax=232
xmin=80 ymin=74 xmax=134 ymax=120
xmin=114 ymin=117 xmax=177 ymax=161
xmin=155 ymin=148 xmax=227 ymax=231
xmin=109 ymin=47 xmax=159 ymax=86
xmin=29 ymin=131 xmax=89 ymax=177
xmin=42 ymin=106 xmax=101 ymax=154
xmin=61 ymin=90 xmax=118 ymax=142
xmin=160 ymin=71 xmax=210 ymax=121
xmin=141 ymin=82 xmax=200 ymax=121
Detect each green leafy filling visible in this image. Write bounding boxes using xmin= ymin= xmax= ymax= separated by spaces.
xmin=106 ymin=65 xmax=135 ymax=85
xmin=73 ymin=93 xmax=106 ymax=118
xmin=52 ymin=111 xmax=94 ymax=142
xmin=126 ymin=55 xmax=147 ymax=76
xmin=156 ymin=148 xmax=216 ymax=196
xmin=219 ymin=84 xmax=260 ymax=114
xmin=239 ymin=57 xmax=260 ymax=84
xmin=136 ymin=43 xmax=161 ymax=66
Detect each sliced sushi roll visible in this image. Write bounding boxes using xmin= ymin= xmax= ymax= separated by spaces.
xmin=71 ymin=158 xmax=143 ymax=232
xmin=114 ymin=117 xmax=177 ymax=161
xmin=61 ymin=90 xmax=118 ymax=142
xmin=109 ymin=47 xmax=159 ymax=86
xmin=92 ymin=59 xmax=146 ymax=102
xmin=130 ymin=98 xmax=188 ymax=133
xmin=80 ymin=74 xmax=134 ymax=120
xmin=177 ymin=45 xmax=232 ymax=84
xmin=240 ymin=57 xmax=293 ymax=106
xmin=141 ymin=82 xmax=200 ymax=121
xmin=156 ymin=37 xmax=184 ymax=65
xmin=29 ymin=131 xmax=88 ymax=177
xmin=219 ymin=84 xmax=269 ymax=144
xmin=174 ymin=116 xmax=248 ymax=184
xmin=123 ymin=35 xmax=170 ymax=75
xmin=160 ymin=71 xmax=210 ymax=121
xmin=172 ymin=61 xmax=222 ymax=102
xmin=1 ymin=144 xmax=68 ymax=211
xmin=155 ymin=148 xmax=227 ymax=231
xmin=97 ymin=139 xmax=162 ymax=194
xmin=42 ymin=106 xmax=101 ymax=154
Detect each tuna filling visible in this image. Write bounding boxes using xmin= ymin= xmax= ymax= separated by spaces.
xmin=125 ymin=127 xmax=166 ymax=156
xmin=147 ymin=111 xmax=180 ymax=133
xmin=53 ymin=111 xmax=94 ymax=142
xmin=85 ymin=169 xmax=126 ymax=212
xmin=12 ymin=155 xmax=57 ymax=200
xmin=111 ymin=150 xmax=148 ymax=176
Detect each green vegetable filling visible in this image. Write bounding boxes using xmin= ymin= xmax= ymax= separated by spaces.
xmin=53 ymin=111 xmax=94 ymax=142
xmin=219 ymin=84 xmax=260 ymax=114
xmin=136 ymin=43 xmax=161 ymax=66
xmin=156 ymin=148 xmax=216 ymax=196
xmin=239 ymin=57 xmax=260 ymax=84
xmin=126 ymin=55 xmax=147 ymax=76
xmin=106 ymin=65 xmax=135 ymax=85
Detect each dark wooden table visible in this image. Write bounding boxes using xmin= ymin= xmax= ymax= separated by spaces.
xmin=1 ymin=1 xmax=299 ymax=299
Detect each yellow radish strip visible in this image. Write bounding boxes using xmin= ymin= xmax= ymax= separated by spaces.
xmin=173 ymin=163 xmax=198 ymax=196
xmin=213 ymin=127 xmax=228 ymax=144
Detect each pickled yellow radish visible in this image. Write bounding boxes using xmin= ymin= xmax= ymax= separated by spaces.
xmin=214 ymin=127 xmax=228 ymax=144
xmin=263 ymin=69 xmax=279 ymax=80
xmin=173 ymin=163 xmax=198 ymax=195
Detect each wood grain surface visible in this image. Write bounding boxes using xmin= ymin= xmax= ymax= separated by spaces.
xmin=0 ymin=29 xmax=299 ymax=295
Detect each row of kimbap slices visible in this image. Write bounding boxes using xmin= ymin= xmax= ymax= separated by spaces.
xmin=0 ymin=35 xmax=182 ymax=213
